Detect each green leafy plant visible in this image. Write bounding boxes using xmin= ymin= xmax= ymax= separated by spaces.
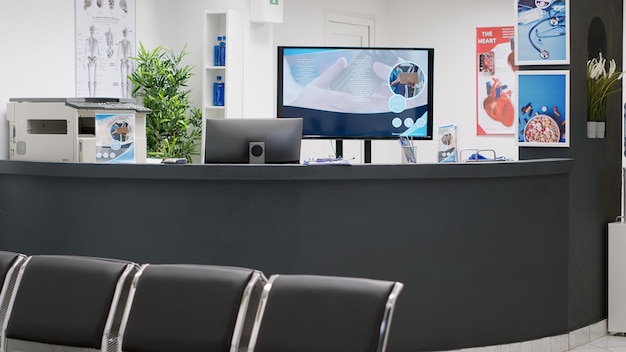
xmin=587 ymin=52 xmax=624 ymax=122
xmin=129 ymin=43 xmax=202 ymax=162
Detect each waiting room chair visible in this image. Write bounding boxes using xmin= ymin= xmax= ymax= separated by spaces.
xmin=118 ymin=264 xmax=267 ymax=352
xmin=248 ymin=274 xmax=404 ymax=352
xmin=4 ymin=255 xmax=139 ymax=352
xmin=0 ymin=251 xmax=27 ymax=352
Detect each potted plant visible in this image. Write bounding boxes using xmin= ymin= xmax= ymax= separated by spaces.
xmin=129 ymin=43 xmax=202 ymax=162
xmin=586 ymin=52 xmax=623 ymax=138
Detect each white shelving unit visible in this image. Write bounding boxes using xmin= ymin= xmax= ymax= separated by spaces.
xmin=201 ymin=10 xmax=243 ymax=160
xmin=609 ymin=221 xmax=626 ymax=333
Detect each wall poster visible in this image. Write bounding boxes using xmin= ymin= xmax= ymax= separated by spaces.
xmin=476 ymin=26 xmax=517 ymax=136
xmin=75 ymin=0 xmax=136 ymax=98
xmin=516 ymin=70 xmax=569 ymax=147
xmin=515 ymin=0 xmax=569 ymax=65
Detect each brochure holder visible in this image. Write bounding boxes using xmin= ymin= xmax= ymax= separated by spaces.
xmin=399 ymin=136 xmax=417 ymax=163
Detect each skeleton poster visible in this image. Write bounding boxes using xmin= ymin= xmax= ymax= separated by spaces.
xmin=75 ymin=0 xmax=136 ymax=98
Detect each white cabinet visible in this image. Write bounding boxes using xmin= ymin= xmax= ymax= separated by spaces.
xmin=609 ymin=222 xmax=626 ymax=333
xmin=201 ymin=10 xmax=243 ymax=160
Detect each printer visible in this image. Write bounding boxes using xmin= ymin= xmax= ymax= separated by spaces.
xmin=7 ymin=97 xmax=150 ymax=163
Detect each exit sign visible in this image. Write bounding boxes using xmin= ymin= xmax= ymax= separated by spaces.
xmin=251 ymin=0 xmax=283 ymax=23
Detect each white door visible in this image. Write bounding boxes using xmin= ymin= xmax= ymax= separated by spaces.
xmin=325 ymin=12 xmax=372 ymax=47
xmin=300 ymin=12 xmax=382 ymax=163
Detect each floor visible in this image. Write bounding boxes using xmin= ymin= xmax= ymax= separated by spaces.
xmin=572 ymin=335 xmax=626 ymax=352
xmin=453 ymin=321 xmax=612 ymax=352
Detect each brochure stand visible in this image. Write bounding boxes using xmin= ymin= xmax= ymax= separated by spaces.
xmin=399 ymin=136 xmax=417 ymax=163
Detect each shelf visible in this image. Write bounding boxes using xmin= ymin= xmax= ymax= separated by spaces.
xmin=609 ymin=222 xmax=626 ymax=333
xmin=201 ymin=9 xmax=242 ymax=120
xmin=201 ymin=10 xmax=243 ymax=162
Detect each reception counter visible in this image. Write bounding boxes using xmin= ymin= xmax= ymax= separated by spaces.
xmin=0 ymin=159 xmax=572 ymax=352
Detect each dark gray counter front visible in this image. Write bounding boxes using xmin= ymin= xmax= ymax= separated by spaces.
xmin=0 ymin=159 xmax=572 ymax=352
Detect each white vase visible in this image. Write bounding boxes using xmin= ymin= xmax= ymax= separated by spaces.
xmin=596 ymin=121 xmax=606 ymax=138
xmin=587 ymin=121 xmax=597 ymax=138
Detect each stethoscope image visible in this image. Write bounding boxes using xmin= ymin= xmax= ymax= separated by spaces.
xmin=519 ymin=0 xmax=566 ymax=59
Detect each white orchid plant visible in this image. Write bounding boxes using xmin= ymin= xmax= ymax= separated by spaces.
xmin=587 ymin=52 xmax=624 ymax=122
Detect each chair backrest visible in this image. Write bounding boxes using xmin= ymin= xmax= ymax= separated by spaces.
xmin=4 ymin=255 xmax=138 ymax=352
xmin=248 ymin=274 xmax=404 ymax=352
xmin=0 ymin=251 xmax=27 ymax=352
xmin=119 ymin=264 xmax=267 ymax=352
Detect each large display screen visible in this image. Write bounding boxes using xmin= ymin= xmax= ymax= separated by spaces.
xmin=277 ymin=46 xmax=434 ymax=139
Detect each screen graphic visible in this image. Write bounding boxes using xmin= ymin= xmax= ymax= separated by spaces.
xmin=277 ymin=47 xmax=434 ymax=139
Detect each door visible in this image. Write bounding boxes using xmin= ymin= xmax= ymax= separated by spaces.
xmin=299 ymin=12 xmax=376 ymax=163
xmin=325 ymin=12 xmax=373 ymax=47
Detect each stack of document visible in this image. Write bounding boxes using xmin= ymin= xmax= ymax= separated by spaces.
xmin=303 ymin=157 xmax=351 ymax=166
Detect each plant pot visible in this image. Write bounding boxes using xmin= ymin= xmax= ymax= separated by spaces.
xmin=596 ymin=121 xmax=606 ymax=138
xmin=587 ymin=121 xmax=598 ymax=138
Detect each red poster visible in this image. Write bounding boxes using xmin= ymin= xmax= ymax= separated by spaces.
xmin=476 ymin=27 xmax=517 ymax=135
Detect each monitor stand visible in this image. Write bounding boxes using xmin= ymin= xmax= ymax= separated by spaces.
xmin=364 ymin=140 xmax=371 ymax=164
xmin=335 ymin=140 xmax=343 ymax=159
xmin=335 ymin=140 xmax=372 ymax=164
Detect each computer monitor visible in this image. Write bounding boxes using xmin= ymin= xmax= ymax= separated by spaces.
xmin=204 ymin=118 xmax=303 ymax=164
xmin=277 ymin=46 xmax=434 ymax=140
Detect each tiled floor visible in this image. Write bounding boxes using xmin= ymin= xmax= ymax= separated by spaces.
xmin=572 ymin=335 xmax=626 ymax=352
xmin=452 ymin=321 xmax=610 ymax=352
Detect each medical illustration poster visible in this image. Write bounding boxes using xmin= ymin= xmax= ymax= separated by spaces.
xmin=438 ymin=124 xmax=458 ymax=163
xmin=515 ymin=0 xmax=569 ymax=65
xmin=476 ymin=26 xmax=517 ymax=136
xmin=95 ymin=113 xmax=136 ymax=163
xmin=516 ymin=71 xmax=569 ymax=147
xmin=75 ymin=0 xmax=136 ymax=98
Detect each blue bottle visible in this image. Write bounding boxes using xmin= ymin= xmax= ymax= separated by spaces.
xmin=219 ymin=35 xmax=226 ymax=66
xmin=213 ymin=36 xmax=222 ymax=66
xmin=213 ymin=75 xmax=224 ymax=106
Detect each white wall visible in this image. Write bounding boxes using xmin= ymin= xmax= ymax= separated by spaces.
xmin=274 ymin=0 xmax=395 ymax=163
xmin=0 ymin=0 xmax=517 ymax=163
xmin=274 ymin=0 xmax=390 ymax=46
xmin=135 ymin=0 xmax=275 ymax=120
xmin=0 ymin=1 xmax=76 ymax=159
xmin=274 ymin=0 xmax=518 ymax=163
xmin=0 ymin=0 xmax=275 ymax=161
xmin=387 ymin=0 xmax=518 ymax=162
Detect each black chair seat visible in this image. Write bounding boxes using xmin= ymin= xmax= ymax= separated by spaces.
xmin=248 ymin=274 xmax=404 ymax=352
xmin=120 ymin=264 xmax=266 ymax=352
xmin=5 ymin=255 xmax=138 ymax=351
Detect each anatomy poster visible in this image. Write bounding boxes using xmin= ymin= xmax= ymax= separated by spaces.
xmin=515 ymin=0 xmax=569 ymax=65
xmin=516 ymin=71 xmax=569 ymax=147
xmin=476 ymin=26 xmax=516 ymax=136
xmin=75 ymin=0 xmax=136 ymax=98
